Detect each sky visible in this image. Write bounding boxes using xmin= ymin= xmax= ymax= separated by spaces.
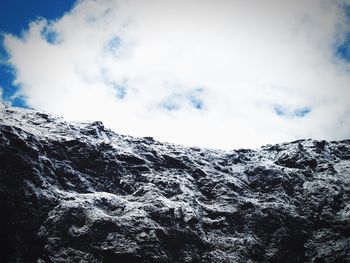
xmin=1 ymin=0 xmax=350 ymax=150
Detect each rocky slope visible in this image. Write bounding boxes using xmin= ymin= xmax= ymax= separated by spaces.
xmin=0 ymin=102 xmax=349 ymax=263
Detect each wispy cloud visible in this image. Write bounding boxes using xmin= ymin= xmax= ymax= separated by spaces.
xmin=2 ymin=0 xmax=350 ymax=149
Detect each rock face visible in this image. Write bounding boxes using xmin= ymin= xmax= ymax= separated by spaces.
xmin=0 ymin=103 xmax=349 ymax=263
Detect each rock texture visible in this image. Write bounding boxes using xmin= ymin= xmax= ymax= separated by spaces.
xmin=0 ymin=102 xmax=349 ymax=263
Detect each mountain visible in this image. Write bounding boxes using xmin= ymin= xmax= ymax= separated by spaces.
xmin=0 ymin=102 xmax=349 ymax=262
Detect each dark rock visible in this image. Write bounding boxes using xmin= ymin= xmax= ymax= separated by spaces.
xmin=162 ymin=154 xmax=188 ymax=169
xmin=276 ymin=150 xmax=318 ymax=169
xmin=0 ymin=105 xmax=349 ymax=262
xmin=117 ymin=153 xmax=146 ymax=165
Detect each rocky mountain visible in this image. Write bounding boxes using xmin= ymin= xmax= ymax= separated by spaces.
xmin=0 ymin=102 xmax=349 ymax=263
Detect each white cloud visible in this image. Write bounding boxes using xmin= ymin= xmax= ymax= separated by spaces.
xmin=3 ymin=0 xmax=350 ymax=149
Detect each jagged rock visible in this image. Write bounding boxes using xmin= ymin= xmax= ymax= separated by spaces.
xmin=0 ymin=103 xmax=349 ymax=262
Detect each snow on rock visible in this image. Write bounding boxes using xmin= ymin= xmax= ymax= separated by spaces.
xmin=0 ymin=105 xmax=349 ymax=262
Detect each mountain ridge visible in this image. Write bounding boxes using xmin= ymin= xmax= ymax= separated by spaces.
xmin=0 ymin=103 xmax=349 ymax=262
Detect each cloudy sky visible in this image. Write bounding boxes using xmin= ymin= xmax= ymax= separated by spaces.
xmin=1 ymin=0 xmax=350 ymax=149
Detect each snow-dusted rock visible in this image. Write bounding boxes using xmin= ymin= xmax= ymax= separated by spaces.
xmin=0 ymin=103 xmax=349 ymax=262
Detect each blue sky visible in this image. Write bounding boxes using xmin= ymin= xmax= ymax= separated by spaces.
xmin=336 ymin=5 xmax=350 ymax=62
xmin=1 ymin=0 xmax=350 ymax=149
xmin=0 ymin=0 xmax=76 ymax=107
